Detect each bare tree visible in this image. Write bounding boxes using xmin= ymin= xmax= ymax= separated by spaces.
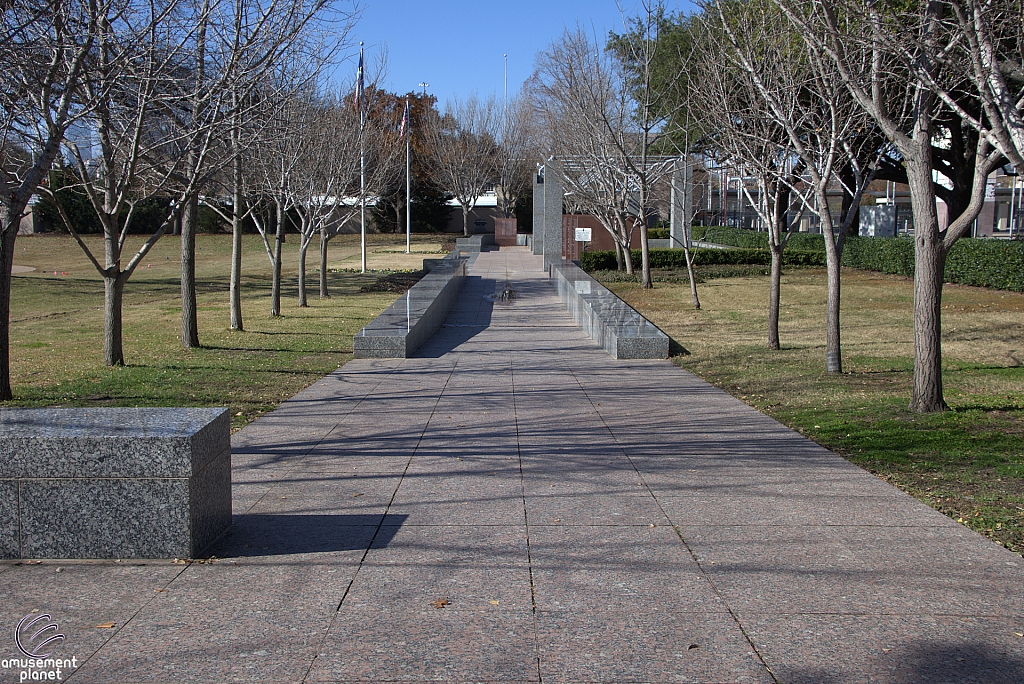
xmin=687 ymin=13 xmax=810 ymax=348
xmin=0 ymin=0 xmax=104 ymax=397
xmin=161 ymin=0 xmax=354 ymax=348
xmin=290 ymin=87 xmax=402 ymax=305
xmin=47 ymin=0 xmax=200 ymax=367
xmin=927 ymin=0 xmax=1024 ymax=173
xmin=773 ymin=0 xmax=1005 ymax=411
xmin=423 ymin=95 xmax=497 ymax=237
xmin=530 ymin=28 xmax=643 ymax=274
xmin=608 ymin=0 xmax=688 ymax=288
xmin=494 ymin=94 xmax=532 ymax=219
xmin=712 ymin=0 xmax=878 ymax=372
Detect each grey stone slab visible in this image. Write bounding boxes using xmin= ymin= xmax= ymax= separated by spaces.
xmin=67 ymin=606 xmax=330 ymax=684
xmin=354 ymin=259 xmax=467 ymax=358
xmin=678 ymin=524 xmax=1024 ymax=617
xmin=532 ymin=168 xmax=544 ymax=256
xmin=744 ymin=613 xmax=1024 ymax=684
xmin=525 ymin=493 xmax=667 ymax=526
xmin=241 ymin=476 xmax=400 ymax=518
xmin=0 ymin=479 xmax=17 ymax=558
xmin=20 ymin=478 xmax=193 ymax=559
xmin=549 ymin=261 xmax=669 ymax=359
xmin=542 ymin=162 xmax=563 ymax=269
xmin=345 ymin=525 xmax=532 ymax=610
xmin=528 ymin=526 xmax=723 ymax=612
xmin=656 ymin=487 xmax=945 ymax=527
xmin=310 ymin=607 xmax=539 ymax=682
xmin=536 ymin=609 xmax=773 ymax=684
xmin=150 ymin=559 xmax=360 ymax=613
xmin=0 ymin=407 xmax=229 ymax=478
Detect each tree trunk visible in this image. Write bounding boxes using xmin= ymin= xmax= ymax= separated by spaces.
xmin=906 ymin=160 xmax=947 ymax=412
xmin=271 ymin=203 xmax=284 ymax=317
xmin=820 ymin=196 xmax=842 ymax=374
xmin=104 ymin=274 xmax=125 ymax=366
xmin=838 ymin=162 xmax=860 ymax=237
xmin=0 ymin=211 xmax=20 ymax=400
xmin=639 ymin=219 xmax=652 ymax=289
xmin=619 ymin=218 xmax=634 ymax=276
xmin=910 ymin=234 xmax=946 ymax=412
xmin=768 ymin=246 xmax=782 ymax=350
xmin=462 ymin=206 xmax=470 ymax=236
xmin=230 ymin=212 xmax=243 ymax=331
xmin=824 ymin=242 xmax=842 ymax=373
xmin=297 ymin=241 xmax=307 ymax=307
xmin=180 ymin=194 xmax=200 ymax=349
xmin=683 ymin=243 xmax=700 ymax=309
xmin=319 ymin=229 xmax=330 ymax=299
xmin=615 ymin=241 xmax=625 ymax=271
xmin=229 ymin=151 xmax=243 ymax=331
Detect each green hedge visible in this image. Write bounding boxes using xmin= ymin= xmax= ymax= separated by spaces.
xmin=843 ymin=236 xmax=1024 ymax=292
xmin=696 ymin=225 xmax=828 ymax=251
xmin=579 ymin=247 xmax=825 ymax=271
xmin=695 ymin=225 xmax=1024 ymax=293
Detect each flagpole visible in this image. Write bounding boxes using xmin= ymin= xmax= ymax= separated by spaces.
xmin=358 ymin=43 xmax=366 ymax=273
xmin=405 ymin=97 xmax=411 ymax=254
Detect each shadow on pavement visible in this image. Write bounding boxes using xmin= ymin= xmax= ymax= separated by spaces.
xmin=209 ymin=513 xmax=407 ymax=557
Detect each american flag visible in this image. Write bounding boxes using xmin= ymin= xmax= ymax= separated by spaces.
xmin=399 ymin=100 xmax=410 ymax=139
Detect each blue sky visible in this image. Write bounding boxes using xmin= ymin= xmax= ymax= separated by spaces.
xmin=344 ymin=0 xmax=692 ymax=107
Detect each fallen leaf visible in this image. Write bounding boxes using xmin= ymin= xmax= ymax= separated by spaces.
xmin=882 ymin=648 xmax=892 ymax=653
xmin=95 ymin=622 xmax=115 ymax=629
xmin=351 ymin=493 xmax=364 ymax=498
xmin=687 ymin=644 xmax=699 ymax=650
xmin=1015 ymin=633 xmax=1023 ymax=637
xmin=154 ymin=589 xmax=168 ymax=593
xmin=430 ymin=598 xmax=450 ymax=609
xmin=489 ymin=600 xmax=500 ymax=605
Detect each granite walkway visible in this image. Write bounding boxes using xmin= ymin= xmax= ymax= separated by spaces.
xmin=3 ymin=247 xmax=1024 ymax=683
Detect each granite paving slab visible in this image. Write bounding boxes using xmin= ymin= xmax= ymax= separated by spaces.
xmin=3 ymin=247 xmax=1023 ymax=683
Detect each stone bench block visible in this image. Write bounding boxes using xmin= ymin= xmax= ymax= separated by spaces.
xmin=354 ymin=259 xmax=467 ymax=358
xmin=550 ymin=261 xmax=670 ymax=359
xmin=0 ymin=407 xmax=231 ymax=559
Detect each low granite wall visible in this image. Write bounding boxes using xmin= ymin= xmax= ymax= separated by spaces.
xmin=0 ymin=407 xmax=231 ymax=559
xmin=454 ymin=233 xmax=494 ymax=254
xmin=550 ymin=261 xmax=670 ymax=359
xmin=353 ymin=258 xmax=467 ymax=358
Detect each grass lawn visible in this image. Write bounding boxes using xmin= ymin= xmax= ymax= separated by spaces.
xmin=601 ymin=266 xmax=1024 ymax=556
xmin=5 ymin=232 xmax=445 ymax=431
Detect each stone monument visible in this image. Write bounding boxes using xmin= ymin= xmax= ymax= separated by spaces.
xmin=542 ymin=160 xmax=564 ymax=270
xmin=532 ymin=165 xmax=544 ymax=256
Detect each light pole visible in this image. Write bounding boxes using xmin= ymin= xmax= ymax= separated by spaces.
xmin=405 ymin=96 xmax=411 ymax=254
xmin=419 ymin=81 xmax=429 ymax=96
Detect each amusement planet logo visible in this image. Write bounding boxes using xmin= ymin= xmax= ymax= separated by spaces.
xmin=2 ymin=614 xmax=78 ymax=682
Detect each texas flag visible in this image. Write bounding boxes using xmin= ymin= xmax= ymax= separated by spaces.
xmin=354 ymin=46 xmax=364 ymax=113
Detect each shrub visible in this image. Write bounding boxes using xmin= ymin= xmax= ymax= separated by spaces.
xmin=700 ymin=226 xmax=1024 ymax=292
xmin=579 ymin=247 xmax=825 ymax=271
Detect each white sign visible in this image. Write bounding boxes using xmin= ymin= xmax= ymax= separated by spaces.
xmin=574 ymin=227 xmax=592 ymax=242
xmin=985 ymin=178 xmax=997 ymax=200
xmin=574 ymin=280 xmax=591 ymax=295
